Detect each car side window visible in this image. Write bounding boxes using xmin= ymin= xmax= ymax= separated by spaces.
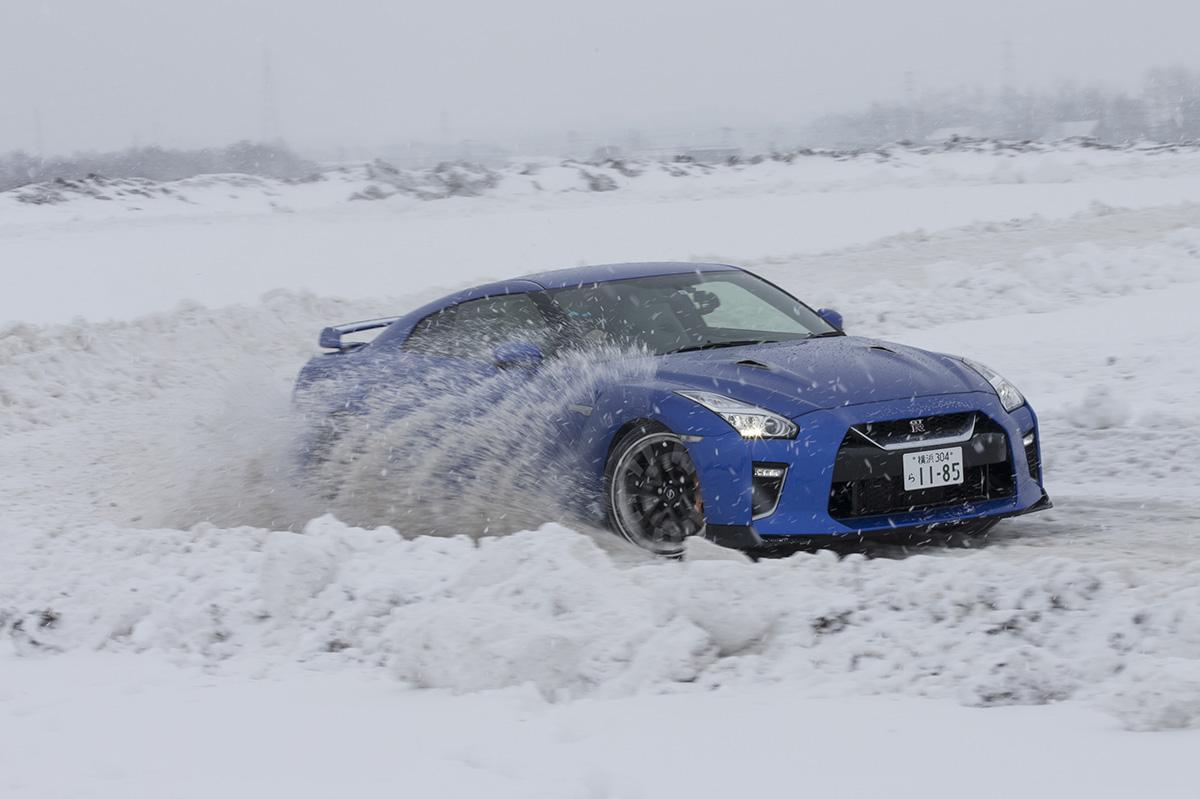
xmin=402 ymin=305 xmax=462 ymax=357
xmin=403 ymin=293 xmax=552 ymax=359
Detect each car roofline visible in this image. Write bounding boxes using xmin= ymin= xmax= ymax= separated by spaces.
xmin=519 ymin=261 xmax=742 ymax=290
xmin=373 ymin=263 xmax=746 ymax=347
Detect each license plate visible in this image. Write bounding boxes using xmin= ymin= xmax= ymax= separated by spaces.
xmin=902 ymin=447 xmax=964 ymax=491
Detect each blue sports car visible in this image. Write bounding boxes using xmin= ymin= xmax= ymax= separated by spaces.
xmin=295 ymin=262 xmax=1050 ymax=555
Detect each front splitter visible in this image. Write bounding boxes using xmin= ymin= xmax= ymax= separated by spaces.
xmin=703 ymin=491 xmax=1053 ymax=554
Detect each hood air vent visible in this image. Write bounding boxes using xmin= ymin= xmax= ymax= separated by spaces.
xmin=735 ymin=358 xmax=770 ymax=369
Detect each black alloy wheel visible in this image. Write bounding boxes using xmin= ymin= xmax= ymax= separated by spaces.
xmin=606 ymin=425 xmax=705 ymax=556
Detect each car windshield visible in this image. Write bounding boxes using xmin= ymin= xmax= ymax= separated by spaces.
xmin=546 ymin=271 xmax=838 ymax=355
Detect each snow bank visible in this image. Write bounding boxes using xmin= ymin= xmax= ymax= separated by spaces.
xmin=4 ymin=517 xmax=1199 ymax=731
xmin=7 ymin=140 xmax=1200 ymax=223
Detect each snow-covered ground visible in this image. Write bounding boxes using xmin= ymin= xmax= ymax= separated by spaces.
xmin=2 ymin=144 xmax=1200 ymax=797
xmin=7 ymin=140 xmax=1200 ymax=324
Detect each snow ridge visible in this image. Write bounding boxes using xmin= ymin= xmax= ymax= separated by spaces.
xmin=8 ymin=139 xmax=1200 ymax=220
xmin=4 ymin=518 xmax=1199 ymax=732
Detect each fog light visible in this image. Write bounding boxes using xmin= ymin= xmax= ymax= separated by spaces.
xmin=1022 ymin=432 xmax=1035 ymax=447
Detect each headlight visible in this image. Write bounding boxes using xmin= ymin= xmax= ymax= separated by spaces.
xmin=961 ymin=358 xmax=1025 ymax=412
xmin=676 ymin=390 xmax=797 ymax=439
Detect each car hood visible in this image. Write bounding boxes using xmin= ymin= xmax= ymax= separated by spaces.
xmin=653 ymin=336 xmax=989 ymax=418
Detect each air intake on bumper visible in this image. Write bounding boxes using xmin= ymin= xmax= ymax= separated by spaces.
xmin=752 ymin=462 xmax=788 ymax=519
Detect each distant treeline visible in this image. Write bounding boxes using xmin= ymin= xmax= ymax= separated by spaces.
xmin=807 ymin=64 xmax=1200 ymax=148
xmin=0 ymin=140 xmax=313 ymax=192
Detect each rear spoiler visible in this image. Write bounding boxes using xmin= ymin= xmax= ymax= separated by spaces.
xmin=318 ymin=316 xmax=401 ymax=350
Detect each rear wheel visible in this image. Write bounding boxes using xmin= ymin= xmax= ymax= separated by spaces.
xmin=605 ymin=425 xmax=705 ymax=556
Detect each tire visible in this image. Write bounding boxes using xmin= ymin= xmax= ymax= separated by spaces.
xmin=604 ymin=423 xmax=705 ymax=556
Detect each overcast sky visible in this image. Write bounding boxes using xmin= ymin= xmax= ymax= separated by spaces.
xmin=3 ymin=0 xmax=1199 ymax=155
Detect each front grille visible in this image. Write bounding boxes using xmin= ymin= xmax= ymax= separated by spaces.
xmin=829 ymin=413 xmax=1015 ymax=520
xmin=850 ymin=411 xmax=975 ymax=450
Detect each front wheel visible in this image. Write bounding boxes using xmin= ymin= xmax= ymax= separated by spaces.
xmin=605 ymin=424 xmax=705 ymax=556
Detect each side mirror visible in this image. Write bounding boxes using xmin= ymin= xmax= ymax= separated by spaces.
xmin=493 ymin=340 xmax=544 ymax=370
xmin=318 ymin=327 xmax=344 ymax=349
xmin=817 ymin=308 xmax=844 ymax=331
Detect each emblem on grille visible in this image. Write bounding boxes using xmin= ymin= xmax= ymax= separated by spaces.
xmin=909 ymin=419 xmax=926 ymax=434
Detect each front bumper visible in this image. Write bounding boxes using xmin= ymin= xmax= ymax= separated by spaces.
xmin=685 ymin=392 xmax=1050 ymax=547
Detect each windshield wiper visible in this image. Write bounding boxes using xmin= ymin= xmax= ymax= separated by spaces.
xmin=808 ymin=331 xmax=845 ymax=338
xmin=669 ymin=339 xmax=773 ymax=354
